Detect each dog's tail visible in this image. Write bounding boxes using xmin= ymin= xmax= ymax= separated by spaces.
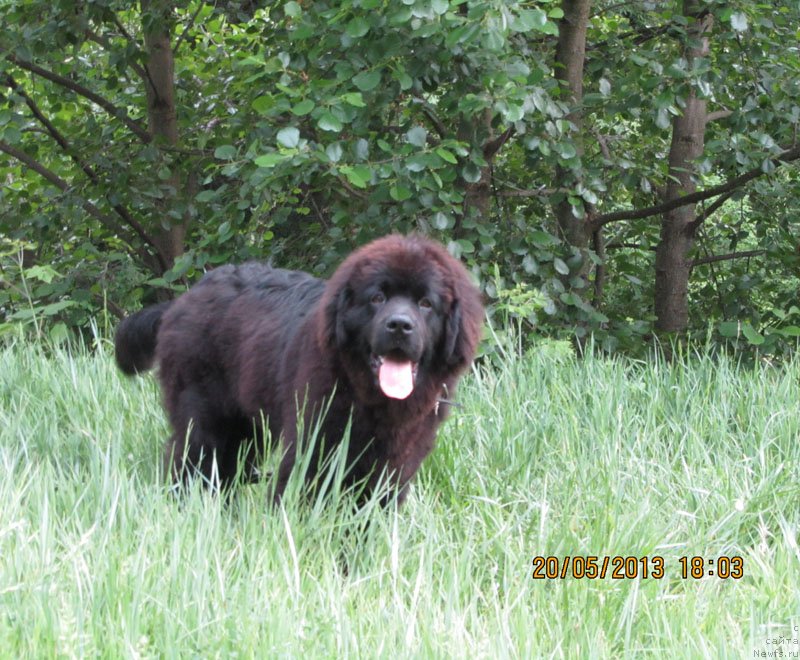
xmin=115 ymin=302 xmax=171 ymax=375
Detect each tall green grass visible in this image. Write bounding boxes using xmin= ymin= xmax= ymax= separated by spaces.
xmin=0 ymin=338 xmax=798 ymax=657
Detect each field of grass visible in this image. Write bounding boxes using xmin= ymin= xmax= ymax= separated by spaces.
xmin=0 ymin=337 xmax=798 ymax=658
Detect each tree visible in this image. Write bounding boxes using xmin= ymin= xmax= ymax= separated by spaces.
xmin=573 ymin=1 xmax=800 ymax=339
xmin=1 ymin=0 xmax=799 ymax=353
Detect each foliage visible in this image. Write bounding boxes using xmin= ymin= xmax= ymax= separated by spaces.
xmin=1 ymin=1 xmax=799 ymax=355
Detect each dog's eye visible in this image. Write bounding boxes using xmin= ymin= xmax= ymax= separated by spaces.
xmin=371 ymin=292 xmax=386 ymax=305
xmin=419 ymin=297 xmax=432 ymax=310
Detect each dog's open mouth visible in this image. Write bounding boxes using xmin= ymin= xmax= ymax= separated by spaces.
xmin=371 ymin=354 xmax=419 ymax=400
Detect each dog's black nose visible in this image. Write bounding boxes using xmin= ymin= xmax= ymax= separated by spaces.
xmin=385 ymin=314 xmax=415 ymax=335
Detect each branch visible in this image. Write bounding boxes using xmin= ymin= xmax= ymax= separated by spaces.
xmin=592 ymin=226 xmax=606 ymax=306
xmin=691 ymin=250 xmax=765 ymax=267
xmin=4 ymin=54 xmax=151 ymax=143
xmin=105 ymin=13 xmax=161 ymax=99
xmin=412 ymin=96 xmax=447 ymax=140
xmin=592 ymin=128 xmax=612 ymax=161
xmin=0 ymin=140 xmax=69 ymax=189
xmin=590 ymin=19 xmax=674 ymax=50
xmin=606 ymin=242 xmax=656 ymax=251
xmin=691 ymin=189 xmax=737 ymax=228
xmin=591 ymin=2 xmax=637 ymax=18
xmin=85 ymin=28 xmax=149 ymax=81
xmin=483 ymin=127 xmax=515 ymax=161
xmin=5 ymin=74 xmax=164 ymax=260
xmin=590 ymin=145 xmax=800 ymax=230
xmin=337 ymin=177 xmax=368 ymax=201
xmin=705 ymin=109 xmax=733 ymax=124
xmin=497 ymin=186 xmax=558 ymax=198
xmin=174 ymin=2 xmax=204 ymax=56
xmin=111 ymin=12 xmax=138 ymax=44
xmin=5 ymin=73 xmax=99 ymax=180
xmin=94 ymin=293 xmax=126 ymax=320
xmin=0 ymin=141 xmax=165 ymax=271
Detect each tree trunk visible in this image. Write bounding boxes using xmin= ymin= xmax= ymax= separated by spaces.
xmin=654 ymin=2 xmax=711 ymax=333
xmin=141 ymin=0 xmax=186 ymax=272
xmin=552 ymin=0 xmax=592 ymax=254
xmin=458 ymin=109 xmax=494 ymax=235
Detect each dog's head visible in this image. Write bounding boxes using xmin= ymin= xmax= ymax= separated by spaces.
xmin=319 ymin=235 xmax=483 ymax=401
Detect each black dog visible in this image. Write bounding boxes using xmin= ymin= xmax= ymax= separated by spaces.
xmin=116 ymin=235 xmax=483 ymax=504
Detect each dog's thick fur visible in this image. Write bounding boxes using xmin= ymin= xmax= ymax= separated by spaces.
xmin=115 ymin=235 xmax=483 ymax=504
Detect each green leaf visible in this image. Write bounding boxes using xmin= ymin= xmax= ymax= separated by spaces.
xmin=252 ymin=95 xmax=274 ymax=115
xmin=277 ymin=127 xmax=300 ymax=149
xmin=433 ymin=211 xmax=452 ymax=230
xmin=556 ymin=142 xmax=577 ymax=160
xmin=435 ymin=148 xmax=458 ymax=164
xmin=284 ymin=1 xmax=302 ymax=17
xmin=511 ymin=9 xmax=548 ymax=33
xmin=406 ymin=126 xmax=428 ymax=147
xmin=390 ymin=185 xmax=413 ymax=201
xmin=254 ymin=153 xmax=289 ymax=169
xmin=42 ymin=300 xmax=75 ymax=316
xmin=484 ymin=25 xmax=505 ymax=51
xmin=445 ymin=23 xmax=481 ymax=48
xmin=388 ymin=7 xmax=413 ymax=26
xmin=195 ymin=190 xmax=217 ymax=203
xmin=317 ymin=112 xmax=343 ymax=132
xmin=461 ymin=163 xmax=482 ymax=183
xmin=393 ymin=68 xmax=413 ymax=90
xmin=25 ymin=265 xmax=60 ymax=284
xmin=541 ymin=21 xmax=560 ymax=36
xmin=560 ymin=292 xmax=581 ymax=306
xmin=499 ymin=102 xmax=524 ymax=123
xmin=431 ymin=0 xmax=448 ymax=15
xmin=553 ymin=258 xmax=570 ymax=275
xmin=346 ymin=17 xmax=370 ymax=38
xmin=341 ymin=92 xmax=366 ymax=108
xmin=49 ymin=322 xmax=69 ymax=344
xmin=2 ymin=126 xmax=22 ymax=144
xmin=354 ymin=139 xmax=369 ymax=160
xmin=741 ymin=322 xmax=765 ymax=345
xmin=340 ymin=165 xmax=372 ymax=188
xmin=291 ymin=99 xmax=315 ymax=116
xmin=353 ymin=70 xmax=382 ymax=92
xmin=530 ymin=230 xmax=557 ymax=248
xmin=214 ymin=145 xmax=237 ymax=160
xmin=576 ymin=184 xmax=599 ymax=205
xmin=718 ymin=321 xmax=740 ymax=338
xmin=655 ymin=108 xmax=671 ymax=130
xmin=325 ymin=143 xmax=343 ymax=163
xmin=456 ymin=239 xmax=475 ymax=254
xmin=730 ymin=12 xmax=748 ymax=32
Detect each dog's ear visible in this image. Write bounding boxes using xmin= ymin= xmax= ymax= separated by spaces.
xmin=443 ymin=299 xmax=462 ymax=367
xmin=319 ymin=284 xmax=351 ymax=349
xmin=333 ymin=285 xmax=351 ymax=348
xmin=442 ymin=279 xmax=483 ymax=370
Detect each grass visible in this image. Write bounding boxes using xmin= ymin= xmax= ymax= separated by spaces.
xmin=0 ymin=336 xmax=798 ymax=658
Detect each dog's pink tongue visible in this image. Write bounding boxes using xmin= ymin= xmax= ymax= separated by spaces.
xmin=378 ymin=358 xmax=414 ymax=399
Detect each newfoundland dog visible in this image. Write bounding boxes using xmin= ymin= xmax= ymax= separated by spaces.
xmin=115 ymin=234 xmax=483 ymax=504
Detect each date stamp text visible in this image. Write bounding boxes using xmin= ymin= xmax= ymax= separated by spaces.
xmin=531 ymin=555 xmax=744 ymax=580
